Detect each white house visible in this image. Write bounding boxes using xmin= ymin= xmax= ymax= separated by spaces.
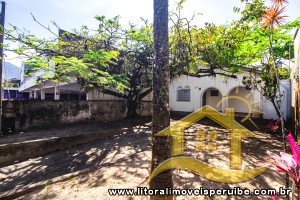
xmin=18 ymin=62 xmax=84 ymax=100
xmin=169 ymin=67 xmax=291 ymax=120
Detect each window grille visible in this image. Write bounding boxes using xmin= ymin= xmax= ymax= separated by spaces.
xmin=177 ymin=86 xmax=190 ymax=101
xmin=210 ymin=90 xmax=219 ymax=97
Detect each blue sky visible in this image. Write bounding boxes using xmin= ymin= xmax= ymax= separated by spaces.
xmin=4 ymin=0 xmax=300 ymax=66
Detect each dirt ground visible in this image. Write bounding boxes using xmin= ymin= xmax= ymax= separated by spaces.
xmin=0 ymin=116 xmax=290 ymax=200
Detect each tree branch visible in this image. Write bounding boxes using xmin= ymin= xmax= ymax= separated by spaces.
xmin=31 ymin=13 xmax=58 ymax=37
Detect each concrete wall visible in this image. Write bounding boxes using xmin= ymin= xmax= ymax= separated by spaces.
xmin=2 ymin=100 xmax=152 ymax=131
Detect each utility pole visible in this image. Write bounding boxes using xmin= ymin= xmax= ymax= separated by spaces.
xmin=0 ymin=1 xmax=5 ymax=134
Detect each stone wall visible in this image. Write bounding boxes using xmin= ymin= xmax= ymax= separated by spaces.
xmin=2 ymin=100 xmax=152 ymax=131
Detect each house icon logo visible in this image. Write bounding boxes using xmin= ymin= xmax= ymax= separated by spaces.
xmin=149 ymin=106 xmax=269 ymax=183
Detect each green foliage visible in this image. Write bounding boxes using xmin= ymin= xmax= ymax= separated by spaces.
xmin=239 ymin=0 xmax=299 ymax=118
xmin=169 ymin=1 xmax=259 ymax=78
xmin=2 ymin=81 xmax=19 ymax=88
xmin=239 ymin=0 xmax=266 ymax=23
xmin=278 ymin=67 xmax=291 ymax=80
xmin=5 ymin=16 xmax=135 ymax=92
xmin=4 ymin=15 xmax=153 ymax=118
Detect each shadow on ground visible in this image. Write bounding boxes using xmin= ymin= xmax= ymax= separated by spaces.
xmin=0 ymin=116 xmax=289 ymax=200
xmin=0 ymin=118 xmax=152 ymax=199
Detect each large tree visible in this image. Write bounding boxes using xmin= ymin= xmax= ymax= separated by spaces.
xmin=5 ymin=16 xmax=153 ymax=118
xmin=168 ymin=1 xmax=258 ymax=79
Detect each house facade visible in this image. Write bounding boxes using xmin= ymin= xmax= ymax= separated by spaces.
xmin=169 ymin=68 xmax=291 ymax=120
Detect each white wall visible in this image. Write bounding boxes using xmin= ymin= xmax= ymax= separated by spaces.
xmin=228 ymin=87 xmax=253 ymax=114
xmin=262 ymin=80 xmax=291 ymax=120
xmin=19 ymin=60 xmax=55 ymax=92
xmin=169 ymin=72 xmax=247 ymax=113
xmin=170 ymin=72 xmax=291 ymax=120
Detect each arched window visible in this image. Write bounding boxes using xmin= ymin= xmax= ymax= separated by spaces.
xmin=177 ymin=86 xmax=190 ymax=102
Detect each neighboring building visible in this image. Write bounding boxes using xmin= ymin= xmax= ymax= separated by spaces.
xmin=18 ymin=62 xmax=84 ymax=100
xmin=18 ymin=30 xmax=87 ymax=100
xmin=3 ymin=86 xmax=29 ymax=100
xmin=2 ymin=62 xmax=29 ymax=100
xmin=19 ymin=63 xmax=85 ymax=100
xmin=169 ymin=67 xmax=291 ymax=120
xmin=292 ymin=29 xmax=300 ymax=135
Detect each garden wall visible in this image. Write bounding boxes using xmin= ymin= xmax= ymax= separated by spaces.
xmin=2 ymin=100 xmax=152 ymax=131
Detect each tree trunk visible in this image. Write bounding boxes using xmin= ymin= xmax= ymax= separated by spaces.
xmin=126 ymin=88 xmax=153 ymax=119
xmin=270 ymin=98 xmax=282 ymax=121
xmin=150 ymin=0 xmax=173 ymax=194
xmin=126 ymin=98 xmax=139 ymax=119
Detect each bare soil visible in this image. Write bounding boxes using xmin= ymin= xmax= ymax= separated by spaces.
xmin=0 ymin=117 xmax=289 ymax=200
